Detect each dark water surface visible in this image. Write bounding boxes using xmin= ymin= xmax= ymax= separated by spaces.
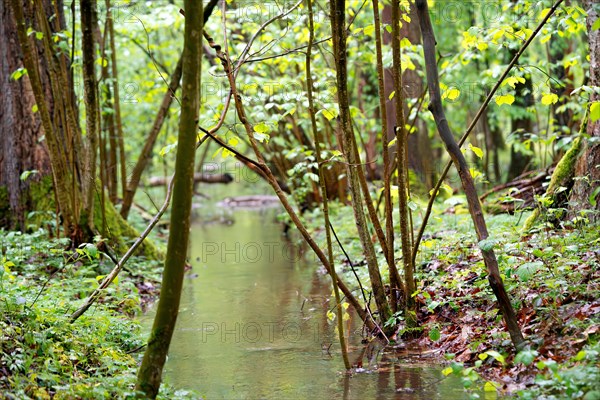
xmin=141 ymin=188 xmax=474 ymax=399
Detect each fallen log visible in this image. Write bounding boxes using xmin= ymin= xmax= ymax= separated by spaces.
xmin=481 ymin=167 xmax=553 ymax=214
xmin=216 ymin=195 xmax=280 ymax=209
xmin=146 ymin=173 xmax=233 ymax=187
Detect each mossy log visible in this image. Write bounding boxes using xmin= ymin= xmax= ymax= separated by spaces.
xmin=522 ymin=137 xmax=582 ymax=231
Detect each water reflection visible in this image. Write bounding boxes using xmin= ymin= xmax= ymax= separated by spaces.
xmin=141 ymin=200 xmax=471 ymax=399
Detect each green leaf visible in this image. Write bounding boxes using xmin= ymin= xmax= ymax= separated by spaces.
xmin=590 ymin=102 xmax=600 ymax=122
xmin=468 ymin=143 xmax=483 ymax=159
xmin=516 ymin=261 xmax=543 ymax=281
xmin=253 ymin=132 xmax=270 ymax=143
xmin=541 ymin=93 xmax=559 ymax=105
xmin=515 ymin=349 xmax=538 ymax=366
xmin=159 ymin=143 xmax=177 ymax=157
xmin=590 ymin=186 xmax=600 ymax=207
xmin=32 ymin=104 xmax=38 ymax=113
xmin=20 ymin=170 xmax=39 ymax=181
xmin=478 ymin=238 xmax=496 ymax=252
xmin=82 ymin=243 xmax=99 ymax=259
xmin=10 ymin=68 xmax=27 ymax=81
xmin=388 ymin=137 xmax=397 ymax=147
xmin=495 ymin=94 xmax=515 ymax=106
xmin=429 ymin=327 xmax=441 ymax=341
xmin=592 ymin=17 xmax=600 ymax=31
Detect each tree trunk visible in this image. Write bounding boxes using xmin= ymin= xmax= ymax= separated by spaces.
xmin=416 ymin=0 xmax=525 ymax=351
xmin=80 ymin=0 xmax=99 ymax=230
xmin=391 ymin=0 xmax=417 ymax=328
xmin=135 ymin=0 xmax=203 ymax=397
xmin=570 ymin=0 xmax=600 ymax=221
xmin=0 ymin=0 xmax=53 ymax=230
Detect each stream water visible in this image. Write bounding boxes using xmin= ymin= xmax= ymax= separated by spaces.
xmin=141 ymin=184 xmax=473 ymax=399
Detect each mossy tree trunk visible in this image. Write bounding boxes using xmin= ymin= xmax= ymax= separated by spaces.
xmin=135 ymin=0 xmax=202 ymax=397
xmin=80 ymin=0 xmax=99 ymax=233
xmin=0 ymin=0 xmax=54 ymax=230
xmin=571 ymin=1 xmax=600 ymax=221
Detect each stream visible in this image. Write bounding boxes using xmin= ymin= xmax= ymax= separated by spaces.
xmin=141 ymin=183 xmax=473 ymax=399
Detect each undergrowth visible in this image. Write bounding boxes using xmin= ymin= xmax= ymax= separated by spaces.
xmin=0 ymin=229 xmax=195 ymax=399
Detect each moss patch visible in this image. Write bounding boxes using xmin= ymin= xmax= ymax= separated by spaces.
xmin=0 ymin=186 xmax=9 ymax=227
xmin=94 ymin=191 xmax=164 ymax=260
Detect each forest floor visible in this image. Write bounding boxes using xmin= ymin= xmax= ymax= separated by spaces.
xmin=0 ymin=229 xmax=190 ymax=399
xmin=304 ymin=199 xmax=599 ymax=399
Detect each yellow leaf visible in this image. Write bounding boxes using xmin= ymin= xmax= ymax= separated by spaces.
xmin=441 ymin=367 xmax=453 ymax=376
xmin=541 ymin=33 xmax=552 ymax=44
xmin=491 ymin=29 xmax=505 ymax=43
xmin=469 ymin=168 xmax=482 ymax=180
xmin=484 ymin=381 xmax=500 ymax=392
xmin=469 ymin=143 xmax=484 ymax=159
xmin=321 ymin=108 xmax=337 ymax=121
xmin=253 ymin=122 xmax=270 ymax=134
xmin=446 ymin=88 xmax=460 ymax=100
xmin=563 ymin=57 xmax=578 ymax=68
xmin=541 ymin=93 xmax=559 ymax=105
xmin=503 ymin=76 xmax=525 ymax=89
xmin=363 ymin=24 xmax=375 ymax=36
xmin=495 ymin=94 xmax=515 ymax=106
xmin=389 ymin=91 xmax=395 ymax=100
xmin=590 ymin=102 xmax=600 ymax=122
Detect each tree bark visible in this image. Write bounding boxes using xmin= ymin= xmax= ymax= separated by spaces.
xmin=570 ymin=0 xmax=600 ymax=221
xmin=8 ymin=0 xmax=80 ymax=237
xmin=80 ymin=0 xmax=99 ymax=230
xmin=135 ymin=0 xmax=203 ymax=397
xmin=0 ymin=0 xmax=53 ymax=229
xmin=416 ymin=0 xmax=525 ymax=350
